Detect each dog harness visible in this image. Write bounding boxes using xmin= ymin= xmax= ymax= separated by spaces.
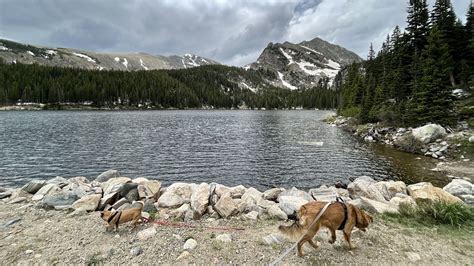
xmin=336 ymin=197 xmax=348 ymax=231
xmin=107 ymin=210 xmax=122 ymax=225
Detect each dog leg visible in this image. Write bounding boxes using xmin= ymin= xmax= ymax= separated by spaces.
xmin=328 ymin=228 xmax=336 ymax=244
xmin=343 ymin=230 xmax=354 ymax=250
xmin=308 ymin=239 xmax=320 ymax=250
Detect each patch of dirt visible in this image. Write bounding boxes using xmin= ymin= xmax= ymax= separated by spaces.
xmin=0 ymin=202 xmax=472 ymax=264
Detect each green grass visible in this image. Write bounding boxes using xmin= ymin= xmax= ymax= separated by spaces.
xmin=339 ymin=106 xmax=361 ymax=118
xmin=380 ymin=201 xmax=474 ymax=237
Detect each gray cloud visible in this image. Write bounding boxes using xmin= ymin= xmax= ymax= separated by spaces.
xmin=0 ymin=0 xmax=471 ymax=66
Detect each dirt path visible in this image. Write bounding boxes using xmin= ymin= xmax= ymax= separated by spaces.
xmin=0 ymin=202 xmax=472 ymax=265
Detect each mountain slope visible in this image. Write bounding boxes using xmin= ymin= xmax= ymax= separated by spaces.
xmin=0 ymin=39 xmax=219 ymax=71
xmin=248 ymin=37 xmax=362 ymax=90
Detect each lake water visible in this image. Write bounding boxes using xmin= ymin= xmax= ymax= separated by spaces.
xmin=0 ymin=110 xmax=404 ymax=190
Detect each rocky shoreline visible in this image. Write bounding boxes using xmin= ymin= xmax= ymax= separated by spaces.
xmin=1 ymin=171 xmax=473 ymax=264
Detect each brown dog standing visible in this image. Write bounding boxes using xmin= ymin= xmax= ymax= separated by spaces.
xmin=100 ymin=201 xmax=144 ymax=232
xmin=279 ymin=201 xmax=373 ymax=257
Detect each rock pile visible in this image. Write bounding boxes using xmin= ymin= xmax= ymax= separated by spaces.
xmin=2 ymin=170 xmax=473 ymax=222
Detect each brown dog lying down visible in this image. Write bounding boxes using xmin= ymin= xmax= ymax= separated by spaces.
xmin=279 ymin=201 xmax=373 ymax=257
xmin=100 ymin=201 xmax=144 ymax=232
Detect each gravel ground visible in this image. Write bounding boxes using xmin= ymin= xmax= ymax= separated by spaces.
xmin=0 ymin=202 xmax=472 ymax=265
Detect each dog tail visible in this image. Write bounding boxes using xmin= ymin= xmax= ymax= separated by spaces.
xmin=278 ymin=221 xmax=304 ymax=241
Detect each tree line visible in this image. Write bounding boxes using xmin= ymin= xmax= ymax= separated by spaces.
xmin=338 ymin=0 xmax=474 ymax=127
xmin=0 ymin=61 xmax=338 ymax=110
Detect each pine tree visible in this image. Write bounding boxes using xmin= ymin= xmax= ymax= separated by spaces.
xmin=406 ymin=0 xmax=430 ymax=52
xmin=407 ymin=26 xmax=455 ymax=126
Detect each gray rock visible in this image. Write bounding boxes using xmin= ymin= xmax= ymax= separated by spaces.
xmin=215 ymin=234 xmax=232 ymax=243
xmin=171 ymin=203 xmax=191 ymax=220
xmin=348 ymin=177 xmax=386 ymax=202
xmin=278 ymin=187 xmax=312 ymax=202
xmin=130 ymin=246 xmax=143 ymax=256
xmin=406 ymin=252 xmax=421 ymax=262
xmin=349 ymin=197 xmax=398 ymax=214
xmin=214 ymin=184 xmax=246 ymax=198
xmin=267 ymin=205 xmax=288 ymax=220
xmin=98 ymin=192 xmax=119 ymax=210
xmin=41 ymin=191 xmax=80 ymax=210
xmin=214 ymin=195 xmax=238 ymax=218
xmin=309 ymin=186 xmax=350 ymax=202
xmin=183 ymin=238 xmax=197 ymax=250
xmin=135 ymin=180 xmax=161 ymax=199
xmin=263 ymin=188 xmax=285 ymax=201
xmin=243 ymin=210 xmax=259 ymax=220
xmin=137 ymin=227 xmax=157 ymax=241
xmin=261 ymin=233 xmax=287 ymax=246
xmin=374 ymin=181 xmax=407 ymax=201
xmin=112 ymin=198 xmax=129 ymax=210
xmin=412 ymin=124 xmax=447 ymax=144
xmin=72 ymin=194 xmax=101 ymax=211
xmin=460 ymin=195 xmax=474 ymax=206
xmin=0 ymin=190 xmax=13 ymax=199
xmin=21 ymin=180 xmax=46 ymax=194
xmin=157 ymin=183 xmax=195 ymax=208
xmin=32 ymin=184 xmax=61 ymax=201
xmin=124 ymin=188 xmax=139 ymax=202
xmin=443 ymin=179 xmax=473 ymax=198
xmin=46 ymin=176 xmax=69 ymax=188
xmin=95 ymin=170 xmax=120 ymax=182
xmin=278 ymin=196 xmax=309 ymax=216
xmin=143 ymin=199 xmax=157 ymax=213
xmin=190 ymin=183 xmax=210 ymax=216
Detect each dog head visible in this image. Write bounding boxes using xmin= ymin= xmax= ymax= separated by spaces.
xmin=354 ymin=207 xmax=373 ymax=232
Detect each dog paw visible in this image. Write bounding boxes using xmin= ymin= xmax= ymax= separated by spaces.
xmin=328 ymin=239 xmax=335 ymax=244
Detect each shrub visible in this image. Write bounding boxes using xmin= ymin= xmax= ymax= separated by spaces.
xmin=393 ymin=134 xmax=425 ymax=154
xmin=340 ymin=106 xmax=361 ymax=118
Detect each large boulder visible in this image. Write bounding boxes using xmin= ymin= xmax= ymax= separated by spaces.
xmin=266 ymin=205 xmax=288 ymax=220
xmin=214 ymin=184 xmax=246 ymax=199
xmin=72 ymin=194 xmax=101 ymax=211
xmin=443 ymin=179 xmax=473 ymax=198
xmin=21 ymin=180 xmax=46 ymax=194
xmin=263 ymin=188 xmax=285 ymax=201
xmin=390 ymin=195 xmax=417 ymax=208
xmin=412 ymin=124 xmax=447 ymax=144
xmin=277 ymin=196 xmax=309 ymax=216
xmin=241 ymin=187 xmax=263 ymax=205
xmin=278 ymin=187 xmax=312 ymax=202
xmin=158 ymin=183 xmax=196 ymax=208
xmin=190 ymin=183 xmax=210 ymax=215
xmin=95 ymin=170 xmax=120 ymax=182
xmin=46 ymin=176 xmax=69 ymax=188
xmin=309 ymin=186 xmax=350 ymax=202
xmin=407 ymin=182 xmax=463 ymax=205
xmin=42 ymin=191 xmax=80 ymax=210
xmin=350 ymin=197 xmax=399 ymax=214
xmin=134 ymin=179 xmax=161 ymax=200
xmin=214 ymin=195 xmax=238 ymax=218
xmin=347 ymin=176 xmax=386 ymax=202
xmin=101 ymin=177 xmax=133 ymax=195
xmin=374 ymin=181 xmax=407 ymax=201
xmin=32 ymin=184 xmax=61 ymax=201
xmin=98 ymin=192 xmax=119 ymax=210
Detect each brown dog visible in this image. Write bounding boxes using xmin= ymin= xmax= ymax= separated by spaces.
xmin=279 ymin=201 xmax=373 ymax=257
xmin=100 ymin=201 xmax=144 ymax=232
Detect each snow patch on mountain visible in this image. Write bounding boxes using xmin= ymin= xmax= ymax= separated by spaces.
xmin=114 ymin=57 xmax=120 ymax=62
xmin=72 ymin=53 xmax=96 ymax=63
xmin=45 ymin=50 xmax=57 ymax=55
xmin=279 ymin=48 xmax=295 ymax=65
xmin=240 ymin=82 xmax=257 ymax=93
xmin=278 ymin=71 xmax=298 ymax=90
xmin=300 ymin=45 xmax=323 ymax=55
xmin=122 ymin=58 xmax=128 ymax=68
xmin=27 ymin=51 xmax=35 ymax=56
xmin=0 ymin=46 xmax=10 ymax=51
xmin=140 ymin=59 xmax=149 ymax=70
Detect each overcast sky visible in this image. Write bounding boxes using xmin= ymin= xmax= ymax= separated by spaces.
xmin=0 ymin=0 xmax=471 ymax=66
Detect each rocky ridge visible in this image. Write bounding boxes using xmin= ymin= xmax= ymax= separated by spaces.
xmin=0 ymin=39 xmax=219 ymax=71
xmin=247 ymin=37 xmax=362 ymax=90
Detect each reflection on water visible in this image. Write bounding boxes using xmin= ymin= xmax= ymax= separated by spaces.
xmin=0 ymin=110 xmax=437 ymax=190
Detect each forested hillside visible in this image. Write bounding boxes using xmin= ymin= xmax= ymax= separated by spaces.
xmin=0 ymin=61 xmax=337 ymax=109
xmin=338 ymin=0 xmax=474 ymax=127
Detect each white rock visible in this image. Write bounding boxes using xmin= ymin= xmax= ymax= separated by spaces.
xmin=95 ymin=170 xmax=120 ymax=182
xmin=137 ymin=227 xmax=157 ymax=241
xmin=278 ymin=187 xmax=312 ymax=202
xmin=215 ymin=234 xmax=232 ymax=243
xmin=267 ymin=205 xmax=288 ymax=220
xmin=158 ymin=183 xmax=196 ymax=208
xmin=261 ymin=233 xmax=287 ymax=246
xmin=412 ymin=124 xmax=447 ymax=144
xmin=349 ymin=197 xmax=399 ymax=214
xmin=469 ymin=136 xmax=474 ymax=143
xmin=243 ymin=210 xmax=259 ymax=220
xmin=214 ymin=195 xmax=238 ymax=218
xmin=443 ymin=179 xmax=473 ymax=198
xmin=241 ymin=187 xmax=263 ymax=205
xmin=190 ymin=183 xmax=210 ymax=215
xmin=278 ymin=195 xmax=309 ymax=215
xmin=406 ymin=252 xmax=421 ymax=262
xmin=263 ymin=188 xmax=285 ymax=201
xmin=32 ymin=184 xmax=61 ymax=201
xmin=72 ymin=194 xmax=101 ymax=211
xmin=374 ymin=181 xmax=407 ymax=200
xmin=348 ymin=177 xmax=386 ymax=202
xmin=183 ymin=238 xmax=197 ymax=250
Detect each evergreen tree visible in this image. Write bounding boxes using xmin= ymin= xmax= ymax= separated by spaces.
xmin=406 ymin=0 xmax=430 ymax=52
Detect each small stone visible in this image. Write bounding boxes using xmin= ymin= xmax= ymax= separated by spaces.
xmin=406 ymin=252 xmax=421 ymax=262
xmin=176 ymin=251 xmax=191 ymax=261
xmin=130 ymin=246 xmax=143 ymax=256
xmin=34 ymin=254 xmax=42 ymax=259
xmin=469 ymin=136 xmax=474 ymax=143
xmin=216 ymin=234 xmax=232 ymax=243
xmin=25 ymin=250 xmax=34 ymax=255
xmin=183 ymin=238 xmax=197 ymax=250
xmin=243 ymin=211 xmax=259 ymax=220
xmin=137 ymin=227 xmax=157 ymax=241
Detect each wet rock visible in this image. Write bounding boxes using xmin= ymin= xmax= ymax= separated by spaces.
xmin=407 ymin=182 xmax=463 ymax=205
xmin=350 ymin=197 xmax=399 ymax=214
xmin=21 ymin=180 xmax=46 ymax=194
xmin=130 ymin=246 xmax=143 ymax=256
xmin=72 ymin=194 xmax=101 ymax=211
xmin=31 ymin=184 xmax=61 ymax=201
xmin=263 ymin=188 xmax=285 ymax=201
xmin=216 ymin=234 xmax=232 ymax=243
xmin=190 ymin=183 xmax=210 ymax=216
xmin=137 ymin=227 xmax=157 ymax=241
xmin=95 ymin=170 xmax=120 ymax=182
xmin=214 ymin=195 xmax=238 ymax=218
xmin=158 ymin=183 xmax=195 ymax=208
xmin=267 ymin=205 xmax=288 ymax=220
xmin=183 ymin=238 xmax=197 ymax=250
xmin=412 ymin=124 xmax=447 ymax=144
xmin=348 ymin=176 xmax=386 ymax=202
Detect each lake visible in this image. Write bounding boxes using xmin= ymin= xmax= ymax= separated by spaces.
xmin=0 ymin=110 xmax=417 ymax=190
